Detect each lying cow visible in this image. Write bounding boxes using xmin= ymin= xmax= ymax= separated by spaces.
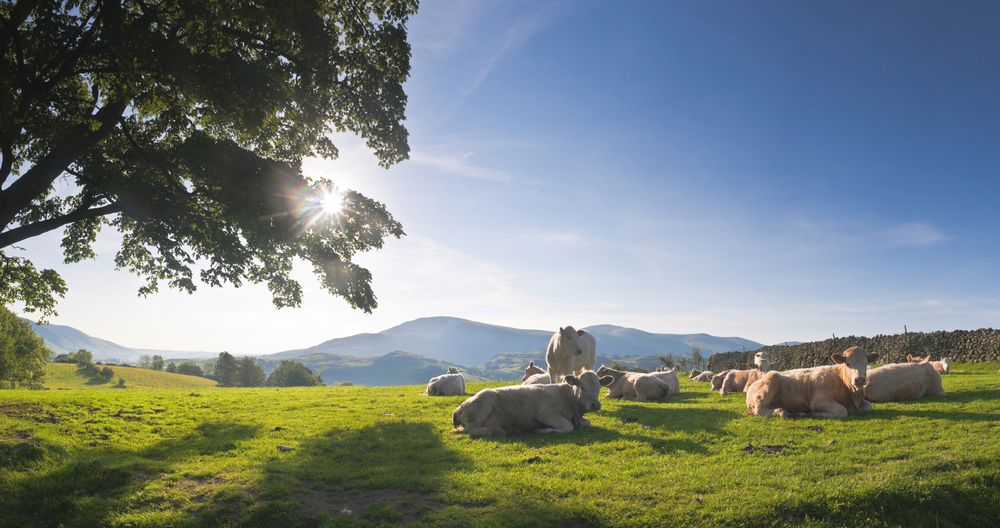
xmin=521 ymin=361 xmax=551 ymax=385
xmin=864 ymin=361 xmax=944 ymax=403
xmin=649 ymin=367 xmax=681 ymax=394
xmin=711 ymin=370 xmax=733 ymax=392
xmin=908 ymin=354 xmax=952 ymax=375
xmin=719 ymin=351 xmax=772 ymax=395
xmin=596 ymin=365 xmax=676 ymax=401
xmin=545 ymin=326 xmax=597 ymax=384
xmin=689 ymin=369 xmax=714 ymax=382
xmin=424 ymin=367 xmax=465 ymax=396
xmin=452 ymin=371 xmax=613 ymax=436
xmin=745 ymin=346 xmax=879 ymax=419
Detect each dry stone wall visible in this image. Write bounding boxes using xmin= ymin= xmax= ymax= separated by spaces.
xmin=706 ymin=328 xmax=1000 ymax=372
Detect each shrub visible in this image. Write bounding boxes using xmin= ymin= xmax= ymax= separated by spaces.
xmin=0 ymin=307 xmax=51 ymax=388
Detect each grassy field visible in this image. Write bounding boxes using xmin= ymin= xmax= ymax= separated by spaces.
xmin=43 ymin=363 xmax=220 ymax=390
xmin=2 ymin=362 xmax=999 ymax=527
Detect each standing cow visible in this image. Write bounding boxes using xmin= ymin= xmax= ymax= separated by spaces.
xmin=545 ymin=326 xmax=597 ymax=384
xmin=452 ymin=371 xmax=613 ymax=436
xmin=745 ymin=347 xmax=879 ymax=419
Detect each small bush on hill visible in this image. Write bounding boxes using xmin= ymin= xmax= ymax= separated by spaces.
xmin=176 ymin=361 xmax=203 ymax=377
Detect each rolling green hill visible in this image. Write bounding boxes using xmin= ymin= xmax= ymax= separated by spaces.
xmin=43 ymin=363 xmax=219 ymax=390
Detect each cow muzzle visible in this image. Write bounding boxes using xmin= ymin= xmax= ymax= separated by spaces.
xmin=588 ymin=402 xmax=601 ymax=412
xmin=853 ymin=377 xmax=867 ymax=387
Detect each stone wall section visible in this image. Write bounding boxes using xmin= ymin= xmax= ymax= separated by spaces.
xmin=706 ymin=328 xmax=1000 ymax=372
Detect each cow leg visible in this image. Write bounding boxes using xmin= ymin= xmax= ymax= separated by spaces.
xmin=463 ymin=408 xmax=510 ymax=436
xmin=808 ymin=400 xmax=849 ymax=419
xmin=534 ymin=413 xmax=575 ymax=434
xmin=859 ymin=399 xmax=873 ymax=412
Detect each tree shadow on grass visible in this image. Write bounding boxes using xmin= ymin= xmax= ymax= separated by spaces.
xmin=0 ymin=420 xmax=261 ymax=528
xmin=760 ymin=474 xmax=1000 ymax=528
xmin=250 ymin=419 xmax=473 ymax=527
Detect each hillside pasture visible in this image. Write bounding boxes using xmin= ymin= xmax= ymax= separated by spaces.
xmin=43 ymin=363 xmax=219 ymax=391
xmin=1 ymin=362 xmax=998 ymax=527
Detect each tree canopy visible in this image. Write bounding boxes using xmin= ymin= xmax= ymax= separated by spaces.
xmin=265 ymin=358 xmax=323 ymax=387
xmin=0 ymin=0 xmax=416 ymax=319
xmin=0 ymin=305 xmax=50 ymax=388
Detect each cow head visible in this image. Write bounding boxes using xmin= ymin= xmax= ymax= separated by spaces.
xmin=560 ymin=326 xmax=585 ymax=355
xmin=522 ymin=361 xmax=546 ymax=381
xmin=711 ymin=370 xmax=731 ymax=391
xmin=595 ymin=365 xmax=627 ymax=382
xmin=565 ymin=371 xmax=615 ymax=412
xmin=831 ymin=347 xmax=879 ymax=388
xmin=447 ymin=367 xmax=461 ymax=374
xmin=754 ymin=351 xmax=772 ymax=372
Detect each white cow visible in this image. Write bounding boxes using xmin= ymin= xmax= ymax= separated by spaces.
xmin=520 ymin=361 xmax=551 ymax=385
xmin=424 ymin=367 xmax=465 ymax=396
xmin=648 ymin=367 xmax=681 ymax=395
xmin=596 ymin=365 xmax=673 ymax=401
xmin=711 ymin=370 xmax=733 ymax=392
xmin=864 ymin=361 xmax=945 ymax=403
xmin=907 ymin=354 xmax=952 ymax=375
xmin=452 ymin=371 xmax=613 ymax=436
xmin=545 ymin=326 xmax=597 ymax=384
xmin=745 ymin=347 xmax=879 ymax=419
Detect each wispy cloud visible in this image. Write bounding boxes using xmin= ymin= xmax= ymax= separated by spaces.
xmin=875 ymin=222 xmax=947 ymax=249
xmin=409 ymin=149 xmax=508 ymax=181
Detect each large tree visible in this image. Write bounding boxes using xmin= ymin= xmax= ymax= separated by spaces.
xmin=0 ymin=0 xmax=415 ymax=320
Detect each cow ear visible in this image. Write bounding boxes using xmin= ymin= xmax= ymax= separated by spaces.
xmin=867 ymin=352 xmax=880 ymax=363
xmin=564 ymin=375 xmax=579 ymax=386
xmin=599 ymin=375 xmax=614 ymax=386
xmin=907 ymin=354 xmax=913 ymax=362
xmin=831 ymin=353 xmax=846 ymax=364
xmin=577 ymin=329 xmax=585 ymax=336
xmin=528 ymin=361 xmax=534 ymax=367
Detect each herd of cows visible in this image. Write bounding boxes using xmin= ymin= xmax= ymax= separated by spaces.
xmin=420 ymin=326 xmax=964 ymax=436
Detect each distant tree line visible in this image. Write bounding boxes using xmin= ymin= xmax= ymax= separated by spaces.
xmin=654 ymin=347 xmax=707 ymax=371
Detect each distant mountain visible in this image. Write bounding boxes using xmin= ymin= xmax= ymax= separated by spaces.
xmin=263 ymin=317 xmax=765 ymax=366
xmin=27 ymin=321 xmax=216 ymax=362
xmin=264 ymin=317 xmax=553 ymax=366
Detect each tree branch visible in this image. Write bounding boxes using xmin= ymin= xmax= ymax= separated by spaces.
xmin=0 ymin=201 xmax=124 ymax=249
xmin=0 ymin=99 xmax=127 ymax=230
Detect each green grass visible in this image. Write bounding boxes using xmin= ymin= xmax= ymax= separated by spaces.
xmin=2 ymin=362 xmax=999 ymax=527
xmin=43 ymin=363 xmax=220 ymax=390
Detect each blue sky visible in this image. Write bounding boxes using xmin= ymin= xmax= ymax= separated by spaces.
xmin=14 ymin=0 xmax=1000 ymax=354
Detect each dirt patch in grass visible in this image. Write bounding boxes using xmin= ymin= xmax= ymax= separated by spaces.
xmin=288 ymin=484 xmax=441 ymax=525
xmin=0 ymin=404 xmax=58 ymax=423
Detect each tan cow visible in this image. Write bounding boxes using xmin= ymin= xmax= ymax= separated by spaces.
xmin=864 ymin=361 xmax=944 ymax=403
xmin=690 ymin=371 xmax=714 ymax=382
xmin=745 ymin=346 xmax=879 ymax=419
xmin=719 ymin=351 xmax=771 ymax=395
xmin=906 ymin=354 xmax=931 ymax=363
xmin=545 ymin=326 xmax=597 ymax=383
xmin=424 ymin=367 xmax=465 ymax=396
xmin=711 ymin=370 xmax=733 ymax=392
xmin=595 ymin=365 xmax=673 ymax=401
xmin=451 ymin=371 xmax=613 ymax=436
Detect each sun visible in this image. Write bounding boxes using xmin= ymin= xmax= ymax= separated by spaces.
xmin=318 ymin=189 xmax=344 ymax=216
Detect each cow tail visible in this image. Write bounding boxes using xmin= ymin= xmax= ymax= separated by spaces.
xmin=452 ymin=407 xmax=461 ymax=428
